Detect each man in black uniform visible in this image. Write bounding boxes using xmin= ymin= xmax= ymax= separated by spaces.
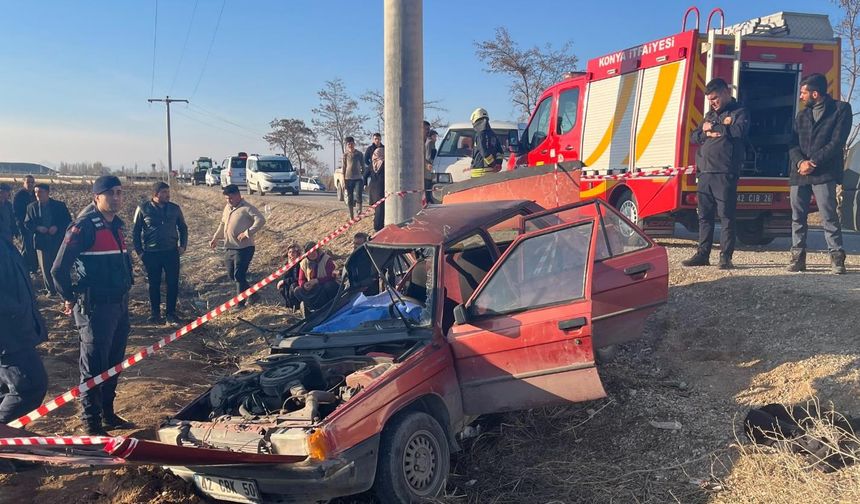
xmin=469 ymin=108 xmax=504 ymax=178
xmin=0 ymin=237 xmax=48 ymax=424
xmin=683 ymin=78 xmax=749 ymax=270
xmin=52 ymin=175 xmax=134 ymax=435
xmin=132 ymin=181 xmax=188 ymax=324
xmin=12 ymin=175 xmax=37 ymax=274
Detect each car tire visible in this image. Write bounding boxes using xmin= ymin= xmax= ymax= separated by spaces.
xmin=292 ymin=189 xmax=299 ymax=196
xmin=258 ymin=182 xmax=265 ymax=196
xmin=247 ymin=183 xmax=254 ymax=195
xmin=614 ymin=189 xmax=640 ymax=230
xmin=374 ymin=411 xmax=449 ymax=503
xmin=336 ymin=182 xmax=344 ymax=202
xmin=737 ymin=217 xmax=775 ymax=245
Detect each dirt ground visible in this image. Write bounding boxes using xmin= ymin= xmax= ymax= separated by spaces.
xmin=1 ymin=184 xmax=858 ymax=504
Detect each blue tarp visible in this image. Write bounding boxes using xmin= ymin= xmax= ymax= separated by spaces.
xmin=311 ymin=290 xmax=424 ymax=333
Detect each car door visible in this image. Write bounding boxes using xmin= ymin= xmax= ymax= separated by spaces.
xmin=521 ymin=201 xmax=669 ymax=349
xmin=447 ymin=218 xmax=605 ymax=416
xmin=555 ymin=85 xmax=583 ymax=163
xmin=524 ymin=94 xmax=556 ymax=167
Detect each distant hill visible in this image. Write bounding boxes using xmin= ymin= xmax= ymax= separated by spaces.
xmin=0 ymin=162 xmax=56 ymax=175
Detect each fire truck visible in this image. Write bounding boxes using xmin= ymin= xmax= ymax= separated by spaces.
xmin=509 ymin=9 xmax=841 ymax=244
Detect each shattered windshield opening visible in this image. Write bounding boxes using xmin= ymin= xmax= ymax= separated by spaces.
xmin=308 ymin=245 xmax=436 ymax=334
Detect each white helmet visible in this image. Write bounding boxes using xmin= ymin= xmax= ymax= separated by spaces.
xmin=470 ymin=107 xmax=489 ymax=124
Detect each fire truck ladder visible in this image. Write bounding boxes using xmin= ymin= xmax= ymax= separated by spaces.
xmin=702 ymin=8 xmax=742 ymax=112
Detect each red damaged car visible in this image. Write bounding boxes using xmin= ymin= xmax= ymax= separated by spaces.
xmin=2 ymin=198 xmax=668 ymax=503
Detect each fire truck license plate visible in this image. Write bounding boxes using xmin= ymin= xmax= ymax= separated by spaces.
xmin=737 ymin=192 xmax=773 ymax=204
xmin=193 ymin=474 xmax=260 ymax=503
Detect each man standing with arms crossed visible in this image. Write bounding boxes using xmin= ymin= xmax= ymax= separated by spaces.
xmin=683 ymin=78 xmax=749 ymax=270
xmin=12 ymin=175 xmax=37 ymax=274
xmin=52 ymin=176 xmax=134 ymax=435
xmin=133 ymin=182 xmax=188 ymax=324
xmin=787 ymin=73 xmax=852 ymax=274
xmin=209 ymin=184 xmax=266 ymax=308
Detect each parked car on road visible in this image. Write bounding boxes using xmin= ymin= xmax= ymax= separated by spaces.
xmin=191 ymin=157 xmax=213 ymax=186
xmin=300 ymin=175 xmax=326 ymax=192
xmin=246 ymin=154 xmax=300 ymax=196
xmin=220 ymin=152 xmax=248 ymax=188
xmin=433 ymin=121 xmax=522 ymax=183
xmin=205 ymin=166 xmax=221 ymax=187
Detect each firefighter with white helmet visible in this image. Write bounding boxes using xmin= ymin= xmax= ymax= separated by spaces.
xmin=470 ymin=107 xmax=503 ymax=178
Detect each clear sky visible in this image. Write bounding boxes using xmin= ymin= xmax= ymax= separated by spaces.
xmin=0 ymin=0 xmax=843 ymax=174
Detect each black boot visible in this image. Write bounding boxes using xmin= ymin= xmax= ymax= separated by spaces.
xmin=103 ymin=412 xmax=135 ymax=430
xmin=786 ymin=249 xmax=806 ymax=272
xmin=682 ymin=252 xmax=710 ymax=267
xmin=830 ymin=249 xmax=847 ymax=275
xmin=718 ymin=255 xmax=734 ymax=270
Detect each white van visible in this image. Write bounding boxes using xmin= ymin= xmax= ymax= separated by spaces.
xmin=220 ymin=152 xmax=248 ymax=188
xmin=432 ymin=121 xmax=522 ymax=183
xmin=246 ymin=154 xmax=300 ymax=196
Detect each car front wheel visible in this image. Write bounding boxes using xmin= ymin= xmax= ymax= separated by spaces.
xmin=374 ymin=411 xmax=449 ymax=503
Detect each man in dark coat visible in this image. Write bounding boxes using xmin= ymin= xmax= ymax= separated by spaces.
xmin=24 ymin=183 xmax=72 ymax=296
xmin=132 ymin=181 xmax=188 ymax=324
xmin=0 ymin=183 xmax=15 ymax=243
xmin=683 ymin=78 xmax=749 ymax=270
xmin=364 ymin=132 xmax=383 ymax=169
xmin=12 ymin=175 xmax=37 ymax=273
xmin=0 ymin=237 xmax=48 ymax=424
xmin=787 ymin=73 xmax=853 ymax=274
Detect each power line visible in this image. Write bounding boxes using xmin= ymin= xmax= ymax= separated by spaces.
xmin=150 ymin=0 xmax=159 ymax=97
xmin=187 ymin=103 xmax=266 ymax=137
xmin=190 ymin=0 xmax=226 ymax=99
xmin=168 ymin=0 xmax=200 ymax=94
xmin=175 ymin=108 xmax=263 ymax=141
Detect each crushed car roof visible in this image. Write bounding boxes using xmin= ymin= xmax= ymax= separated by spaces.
xmin=370 ymin=200 xmax=541 ymax=246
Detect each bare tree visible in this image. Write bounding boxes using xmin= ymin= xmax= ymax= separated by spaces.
xmin=264 ymin=118 xmax=322 ymax=174
xmin=304 ymin=157 xmax=328 ymax=176
xmin=360 ymin=89 xmax=449 ymax=131
xmin=475 ymin=27 xmax=578 ymax=120
xmin=834 ymin=0 xmax=860 ymax=147
xmin=311 ymin=78 xmax=368 ymax=153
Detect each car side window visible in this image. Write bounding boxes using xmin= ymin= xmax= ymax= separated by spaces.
xmin=595 ymin=206 xmax=650 ymax=260
xmin=471 ymin=222 xmax=592 ymax=317
xmin=526 ymin=97 xmax=553 ymax=150
xmin=557 ymin=88 xmax=580 ymax=134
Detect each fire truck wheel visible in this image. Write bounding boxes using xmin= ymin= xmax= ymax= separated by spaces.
xmin=375 ymin=411 xmax=449 ymax=503
xmin=737 ymin=219 xmax=775 ymax=246
xmin=614 ymin=191 xmax=640 ymax=227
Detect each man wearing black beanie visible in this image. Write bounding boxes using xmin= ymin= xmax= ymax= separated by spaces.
xmin=51 ymin=175 xmax=135 ymax=435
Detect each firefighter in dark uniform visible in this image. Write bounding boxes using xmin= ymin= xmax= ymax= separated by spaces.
xmin=684 ymin=78 xmax=749 ymax=270
xmin=51 ymin=175 xmax=134 ymax=435
xmin=470 ymin=108 xmax=504 ymax=178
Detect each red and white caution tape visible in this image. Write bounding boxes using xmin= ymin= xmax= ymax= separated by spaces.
xmin=7 ymin=190 xmax=421 ymax=429
xmin=580 ymin=166 xmax=695 ymax=182
xmin=0 ymin=435 xmax=118 ymax=447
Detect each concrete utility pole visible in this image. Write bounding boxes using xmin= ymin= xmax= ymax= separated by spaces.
xmin=384 ymin=0 xmax=424 ymax=225
xmin=148 ymin=96 xmax=188 ymax=186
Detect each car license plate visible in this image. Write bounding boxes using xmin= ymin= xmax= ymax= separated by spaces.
xmin=737 ymin=192 xmax=773 ymax=204
xmin=193 ymin=474 xmax=260 ymax=503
